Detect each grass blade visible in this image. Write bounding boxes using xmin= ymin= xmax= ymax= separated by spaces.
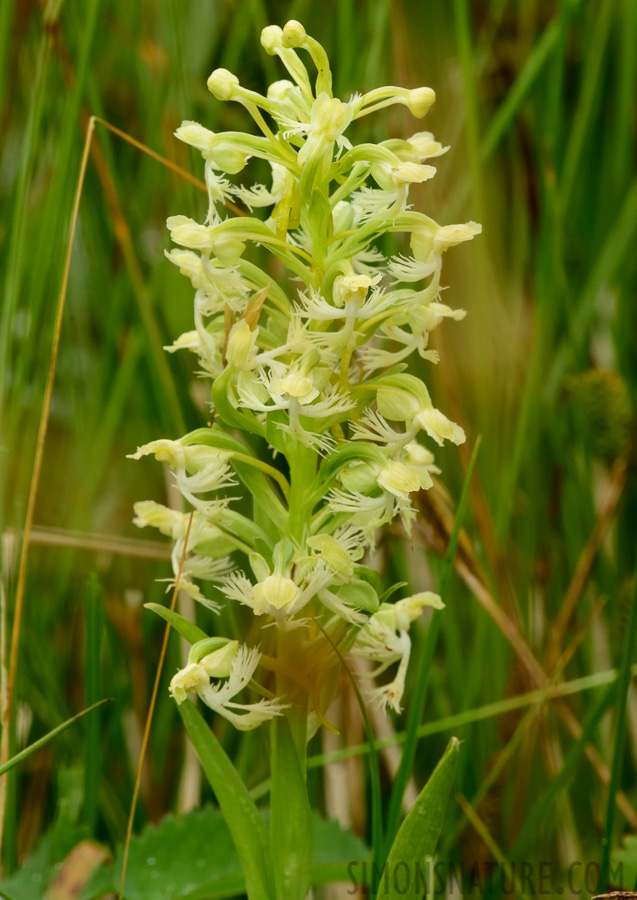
xmin=599 ymin=561 xmax=637 ymax=889
xmin=83 ymin=573 xmax=104 ymax=832
xmin=0 ymin=699 xmax=110 ymax=778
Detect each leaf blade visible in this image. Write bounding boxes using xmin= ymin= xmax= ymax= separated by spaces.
xmin=177 ymin=700 xmax=272 ymax=900
xmin=377 ymin=737 xmax=459 ymax=900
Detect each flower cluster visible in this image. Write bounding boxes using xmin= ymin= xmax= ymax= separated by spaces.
xmin=131 ymin=21 xmax=479 ymax=732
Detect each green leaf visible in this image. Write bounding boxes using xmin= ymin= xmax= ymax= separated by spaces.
xmin=212 ymin=368 xmax=265 ymax=438
xmin=334 ymin=579 xmax=379 ymax=613
xmin=270 ymin=716 xmax=313 ymax=900
xmin=0 ymin=819 xmax=89 ymax=900
xmin=144 ymin=603 xmax=208 ymax=645
xmin=611 ymin=834 xmax=637 ymax=890
xmin=81 ymin=809 xmax=369 ymax=899
xmin=376 ymin=737 xmax=459 ymax=900
xmin=177 ymin=699 xmax=273 ymax=900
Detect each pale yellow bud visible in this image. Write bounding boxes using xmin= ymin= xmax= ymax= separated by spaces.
xmin=200 ymin=640 xmax=240 ymax=677
xmin=340 ymin=461 xmax=379 ymax=493
xmin=226 ymin=320 xmax=257 ymax=369
xmin=306 ymin=534 xmax=354 ymax=579
xmin=313 ymin=97 xmax=346 ymax=141
xmin=211 ymin=144 xmax=249 ymax=174
xmin=252 ymin=575 xmax=300 ymax=614
xmin=282 ymin=19 xmax=306 ymax=47
xmin=175 ymin=121 xmax=215 ymax=153
xmin=261 ymin=25 xmax=283 ymax=54
xmin=410 ymin=228 xmax=435 ymax=263
xmin=167 ymin=216 xmax=211 ymax=250
xmin=267 ymin=79 xmax=297 ymax=102
xmin=407 ymin=87 xmax=436 ymax=118
xmin=376 ymin=386 xmax=423 ymax=422
xmin=210 ymin=233 xmax=246 ymax=266
xmin=332 ymin=201 xmax=355 ymax=233
xmin=207 ymin=68 xmax=239 ymax=101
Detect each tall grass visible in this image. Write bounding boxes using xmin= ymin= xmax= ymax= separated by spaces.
xmin=1 ymin=0 xmax=636 ymax=895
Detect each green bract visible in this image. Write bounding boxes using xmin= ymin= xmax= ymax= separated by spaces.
xmin=130 ymin=20 xmax=480 ymax=733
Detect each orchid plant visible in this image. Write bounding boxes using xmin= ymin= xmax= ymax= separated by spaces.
xmin=130 ymin=20 xmax=479 ymax=899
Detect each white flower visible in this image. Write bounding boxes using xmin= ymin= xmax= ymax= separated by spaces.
xmin=414 ymin=407 xmax=465 ymax=446
xmin=173 ymin=645 xmax=288 ymax=730
xmin=352 ymin=593 xmax=442 ymax=712
xmin=433 ymin=221 xmax=482 ymax=253
xmin=170 ymin=663 xmax=210 ymax=705
xmin=377 ymin=460 xmax=423 ymax=500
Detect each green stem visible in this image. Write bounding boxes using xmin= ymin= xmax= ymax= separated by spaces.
xmin=287 ymin=444 xmax=318 ymax=541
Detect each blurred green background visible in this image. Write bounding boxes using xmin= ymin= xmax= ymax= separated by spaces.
xmin=1 ymin=0 xmax=636 ymax=896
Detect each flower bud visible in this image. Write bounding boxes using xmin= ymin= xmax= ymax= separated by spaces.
xmin=252 ymin=575 xmax=300 ymax=614
xmin=210 ymin=232 xmax=246 ymax=266
xmin=267 ymin=79 xmax=296 ymax=102
xmin=175 ymin=121 xmax=216 ymax=153
xmin=407 ymin=87 xmax=436 ymax=118
xmin=312 ymin=96 xmax=347 ymax=141
xmin=211 ymin=144 xmax=249 ymax=174
xmin=261 ymin=24 xmax=283 ymax=54
xmin=306 ymin=534 xmax=354 ymax=579
xmin=207 ymin=68 xmax=239 ymax=101
xmin=226 ymin=319 xmax=258 ymax=369
xmin=282 ymin=20 xmax=307 ymax=48
xmin=340 ymin=461 xmax=379 ymax=493
xmin=169 ymin=663 xmax=210 ymax=705
xmin=332 ymin=201 xmax=355 ymax=234
xmin=167 ymin=215 xmax=211 ymax=250
xmin=410 ymin=228 xmax=435 ymax=262
xmin=200 ymin=640 xmax=240 ymax=677
xmin=376 ymin=374 xmax=431 ymax=421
